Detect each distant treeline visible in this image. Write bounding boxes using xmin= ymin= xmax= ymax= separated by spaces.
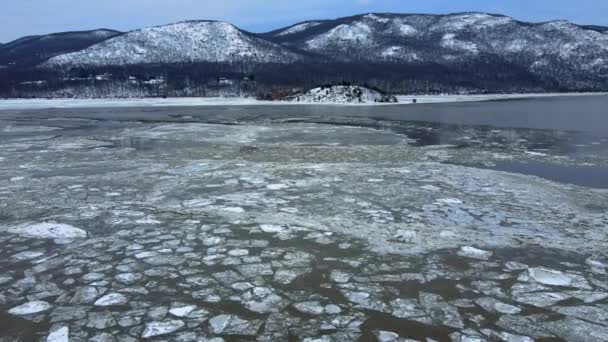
xmin=1 ymin=59 xmax=605 ymax=99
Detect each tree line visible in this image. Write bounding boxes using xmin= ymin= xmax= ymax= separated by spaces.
xmin=0 ymin=59 xmax=605 ymax=99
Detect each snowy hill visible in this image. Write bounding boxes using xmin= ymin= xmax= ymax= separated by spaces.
xmin=263 ymin=12 xmax=608 ymax=81
xmin=44 ymin=21 xmax=301 ymax=67
xmin=286 ymin=85 xmax=398 ymax=104
xmin=4 ymin=12 xmax=608 ymax=93
xmin=0 ymin=29 xmax=121 ymax=67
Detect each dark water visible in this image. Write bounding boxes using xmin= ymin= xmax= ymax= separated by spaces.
xmin=461 ymin=160 xmax=608 ymax=189
xmin=2 ymin=95 xmax=607 ymax=134
xmin=1 ymin=95 xmax=607 ymax=188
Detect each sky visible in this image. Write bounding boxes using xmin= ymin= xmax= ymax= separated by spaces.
xmin=2 ymin=0 xmax=608 ymax=43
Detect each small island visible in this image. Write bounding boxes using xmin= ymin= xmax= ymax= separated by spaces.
xmin=285 ymin=85 xmax=398 ymax=104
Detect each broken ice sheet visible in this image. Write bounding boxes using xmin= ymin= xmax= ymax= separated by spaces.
xmin=520 ymin=267 xmax=591 ymax=289
xmin=209 ymin=314 xmax=263 ymax=336
xmin=2 ymin=114 xmax=608 ymax=341
xmin=457 ymin=246 xmax=493 ymax=260
xmin=9 ymin=301 xmax=52 ymax=315
xmin=7 ymin=223 xmax=87 ymax=240
xmin=142 ymin=320 xmax=185 ymax=338
xmin=94 ymin=293 xmax=128 ymax=307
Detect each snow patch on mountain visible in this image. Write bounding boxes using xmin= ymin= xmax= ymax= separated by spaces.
xmin=286 ymin=86 xmax=398 ymax=104
xmin=364 ymin=14 xmax=390 ymax=24
xmin=432 ymin=13 xmax=512 ymax=31
xmin=306 ymin=22 xmax=373 ymax=50
xmin=45 ymin=21 xmax=299 ymax=66
xmin=381 ymin=46 xmax=419 ymax=61
xmin=440 ymin=33 xmax=479 ymax=54
xmin=276 ymin=22 xmax=322 ymax=36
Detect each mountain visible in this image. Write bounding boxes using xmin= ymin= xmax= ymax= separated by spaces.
xmin=261 ymin=13 xmax=608 ymax=87
xmin=44 ymin=21 xmax=301 ymax=67
xmin=0 ymin=29 xmax=121 ymax=67
xmin=3 ymin=12 xmax=608 ymax=96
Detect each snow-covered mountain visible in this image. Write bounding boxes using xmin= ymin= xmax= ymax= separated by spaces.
xmin=263 ymin=12 xmax=608 ymax=79
xmin=0 ymin=29 xmax=121 ymax=67
xmin=44 ymin=21 xmax=300 ymax=67
xmin=5 ymin=12 xmax=608 ymax=92
xmin=40 ymin=13 xmax=608 ymax=81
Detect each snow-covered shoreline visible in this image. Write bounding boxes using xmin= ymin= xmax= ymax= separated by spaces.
xmin=396 ymin=92 xmax=607 ymax=104
xmin=0 ymin=93 xmax=605 ymax=110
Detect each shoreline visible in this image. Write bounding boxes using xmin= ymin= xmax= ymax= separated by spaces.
xmin=0 ymin=92 xmax=605 ymax=110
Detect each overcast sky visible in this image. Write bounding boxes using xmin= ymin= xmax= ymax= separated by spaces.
xmin=2 ymin=0 xmax=608 ymax=43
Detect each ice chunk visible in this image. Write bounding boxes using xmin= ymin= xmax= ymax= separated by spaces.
xmin=222 ymin=207 xmax=245 ymax=214
xmin=242 ymin=287 xmax=288 ymax=313
xmin=542 ymin=317 xmax=608 ymax=342
xmin=419 ymin=292 xmax=464 ymax=329
xmin=524 ymin=267 xmax=590 ymax=289
xmin=495 ymin=332 xmax=533 ymax=342
xmin=395 ymin=230 xmax=417 ymax=243
xmin=475 ymin=297 xmax=521 ymax=315
xmin=8 ymin=223 xmax=87 ymax=239
xmin=209 ymin=314 xmax=262 ymax=336
xmin=554 ymin=306 xmax=608 ymax=326
xmin=344 ymin=291 xmax=370 ymax=304
xmin=228 ymin=249 xmax=249 ymax=257
xmin=330 ymin=271 xmax=351 ymax=283
xmin=0 ymin=276 xmax=12 ymax=285
xmin=89 ymin=333 xmax=115 ymax=342
xmin=142 ymin=320 xmax=185 ymax=338
xmin=325 ymin=304 xmax=342 ymax=314
xmin=436 ymin=198 xmax=463 ymax=205
xmin=46 ymin=326 xmax=69 ymax=342
xmin=86 ymin=312 xmax=116 ymax=330
xmin=9 ymin=300 xmax=52 ymax=315
xmin=565 ymin=291 xmax=608 ymax=303
xmin=259 ymin=224 xmax=286 ymax=233
xmin=505 ymin=261 xmax=529 ymax=271
xmin=231 ymin=282 xmax=254 ymax=291
xmin=12 ymin=251 xmax=45 ymax=261
xmin=374 ymin=330 xmax=400 ymax=341
xmin=273 ymin=269 xmax=301 ymax=285
xmin=458 ymin=246 xmax=493 ymax=260
xmin=115 ymin=273 xmax=143 ymax=284
xmin=169 ymin=305 xmax=196 ymax=318
xmin=390 ymin=298 xmax=427 ymax=319
xmin=293 ymin=301 xmax=325 ymax=315
xmin=94 ymin=293 xmax=128 ymax=307
xmin=70 ymin=286 xmax=103 ymax=304
xmin=209 ymin=314 xmax=231 ymax=334
xmin=267 ymin=184 xmax=289 ymax=190
xmin=513 ymin=292 xmax=570 ymax=307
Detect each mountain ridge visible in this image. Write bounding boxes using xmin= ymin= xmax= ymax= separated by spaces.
xmin=44 ymin=21 xmax=301 ymax=67
xmin=0 ymin=29 xmax=122 ymax=67
xmin=2 ymin=12 xmax=608 ymax=95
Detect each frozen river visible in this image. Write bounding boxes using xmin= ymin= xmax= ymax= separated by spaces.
xmin=0 ymin=96 xmax=607 ymax=341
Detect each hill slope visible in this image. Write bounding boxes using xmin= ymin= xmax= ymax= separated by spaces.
xmin=0 ymin=29 xmax=121 ymax=67
xmin=44 ymin=21 xmax=301 ymax=67
xmin=4 ymin=12 xmax=608 ymax=94
xmin=262 ymin=12 xmax=608 ymax=86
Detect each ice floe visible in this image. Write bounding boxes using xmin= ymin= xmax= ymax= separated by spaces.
xmin=457 ymin=246 xmax=493 ymax=260
xmin=94 ymin=293 xmax=128 ymax=306
xmin=8 ymin=300 xmax=52 ymax=315
xmin=7 ymin=222 xmax=87 ymax=240
xmin=46 ymin=326 xmax=69 ymax=342
xmin=141 ymin=320 xmax=185 ymax=338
